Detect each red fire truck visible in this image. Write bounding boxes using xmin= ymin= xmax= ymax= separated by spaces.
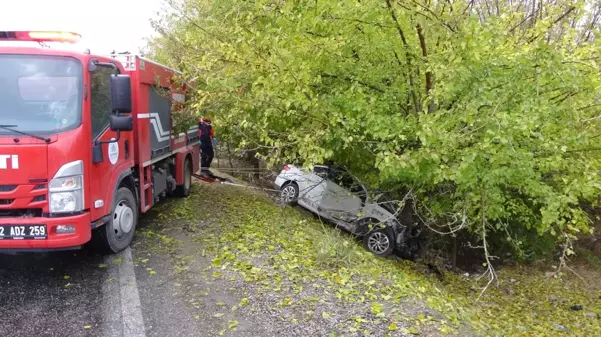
xmin=0 ymin=31 xmax=200 ymax=253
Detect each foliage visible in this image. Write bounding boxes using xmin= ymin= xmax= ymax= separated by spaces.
xmin=148 ymin=0 xmax=601 ymax=261
xmin=151 ymin=74 xmax=200 ymax=136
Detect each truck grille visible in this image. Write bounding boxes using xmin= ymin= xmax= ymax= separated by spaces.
xmin=0 ymin=208 xmax=43 ymax=218
xmin=0 ymin=199 xmax=15 ymax=205
xmin=32 ymin=195 xmax=46 ymax=202
xmin=0 ymin=183 xmax=46 ymax=217
xmin=0 ymin=185 xmax=17 ymax=192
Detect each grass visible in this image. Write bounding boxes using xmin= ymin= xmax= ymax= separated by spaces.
xmin=314 ymin=224 xmax=364 ymax=269
xmin=143 ymin=182 xmax=601 ymax=337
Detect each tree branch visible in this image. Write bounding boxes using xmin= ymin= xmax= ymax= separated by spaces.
xmin=386 ymin=0 xmax=421 ymax=113
xmin=416 ymin=23 xmax=433 ymax=97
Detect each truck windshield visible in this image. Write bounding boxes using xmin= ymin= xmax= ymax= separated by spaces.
xmin=0 ymin=55 xmax=83 ymax=135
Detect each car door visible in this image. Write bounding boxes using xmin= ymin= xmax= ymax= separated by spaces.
xmin=318 ymin=168 xmax=364 ymax=223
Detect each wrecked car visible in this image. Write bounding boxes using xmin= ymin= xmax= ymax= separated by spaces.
xmin=275 ymin=164 xmax=420 ymax=257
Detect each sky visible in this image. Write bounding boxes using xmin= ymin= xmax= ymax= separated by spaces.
xmin=0 ymin=0 xmax=166 ymax=54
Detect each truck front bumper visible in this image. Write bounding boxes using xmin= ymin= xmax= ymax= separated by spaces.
xmin=0 ymin=212 xmax=92 ymax=251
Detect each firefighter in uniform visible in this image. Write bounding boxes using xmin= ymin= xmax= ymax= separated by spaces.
xmin=198 ymin=116 xmax=216 ymax=177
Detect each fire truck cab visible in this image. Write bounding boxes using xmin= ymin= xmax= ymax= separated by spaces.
xmin=0 ymin=31 xmax=200 ymax=253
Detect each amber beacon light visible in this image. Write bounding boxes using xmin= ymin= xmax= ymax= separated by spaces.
xmin=0 ymin=31 xmax=81 ymax=43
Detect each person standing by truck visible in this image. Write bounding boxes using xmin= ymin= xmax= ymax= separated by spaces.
xmin=198 ymin=116 xmax=217 ymax=177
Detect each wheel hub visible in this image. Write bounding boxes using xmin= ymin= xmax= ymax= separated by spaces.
xmin=281 ymin=186 xmax=296 ymax=202
xmin=367 ymin=232 xmax=390 ymax=254
xmin=114 ymin=201 xmax=134 ymax=239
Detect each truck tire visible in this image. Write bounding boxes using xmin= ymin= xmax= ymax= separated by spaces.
xmin=95 ymin=187 xmax=138 ymax=254
xmin=175 ymin=156 xmax=192 ymax=197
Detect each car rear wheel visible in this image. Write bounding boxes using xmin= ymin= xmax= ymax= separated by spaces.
xmin=280 ymin=182 xmax=299 ymax=205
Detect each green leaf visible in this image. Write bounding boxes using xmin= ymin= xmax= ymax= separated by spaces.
xmin=371 ymin=302 xmax=383 ymax=315
xmin=408 ymin=326 xmax=420 ymax=335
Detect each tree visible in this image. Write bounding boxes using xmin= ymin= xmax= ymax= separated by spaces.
xmin=148 ymin=0 xmax=601 ymax=275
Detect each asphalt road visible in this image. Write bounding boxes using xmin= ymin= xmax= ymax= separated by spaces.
xmin=0 ymin=246 xmax=143 ymax=337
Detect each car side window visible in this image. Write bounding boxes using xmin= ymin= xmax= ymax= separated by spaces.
xmin=90 ymin=65 xmax=114 ymax=139
xmin=332 ymin=169 xmax=367 ymax=203
xmin=313 ymin=166 xmax=329 ymax=179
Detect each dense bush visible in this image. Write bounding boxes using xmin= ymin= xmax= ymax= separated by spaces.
xmin=149 ymin=0 xmax=601 ymax=262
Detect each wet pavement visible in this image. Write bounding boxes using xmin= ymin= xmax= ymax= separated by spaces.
xmin=0 ymin=235 xmax=211 ymax=337
xmin=0 ymin=249 xmax=107 ymax=337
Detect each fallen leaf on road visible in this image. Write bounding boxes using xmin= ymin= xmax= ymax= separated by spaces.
xmin=408 ymin=326 xmax=420 ymax=335
xmin=228 ymin=320 xmax=239 ymax=330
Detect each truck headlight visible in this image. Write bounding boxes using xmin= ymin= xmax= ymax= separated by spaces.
xmin=49 ymin=161 xmax=84 ymax=214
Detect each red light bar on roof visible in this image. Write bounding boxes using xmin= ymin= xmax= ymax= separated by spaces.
xmin=0 ymin=31 xmax=81 ymax=43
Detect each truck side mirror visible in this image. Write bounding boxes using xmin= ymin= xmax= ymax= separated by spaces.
xmin=109 ymin=115 xmax=133 ymax=131
xmin=110 ymin=74 xmax=132 ymax=113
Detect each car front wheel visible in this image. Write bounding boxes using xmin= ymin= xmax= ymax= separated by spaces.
xmin=363 ymin=228 xmax=395 ymax=257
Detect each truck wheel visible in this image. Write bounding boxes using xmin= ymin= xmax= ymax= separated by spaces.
xmin=96 ymin=187 xmax=138 ymax=254
xmin=175 ymin=156 xmax=192 ymax=197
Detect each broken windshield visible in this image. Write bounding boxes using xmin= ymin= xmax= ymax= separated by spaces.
xmin=0 ymin=55 xmax=83 ymax=135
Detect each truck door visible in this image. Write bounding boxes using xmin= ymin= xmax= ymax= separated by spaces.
xmin=87 ymin=61 xmax=134 ymax=221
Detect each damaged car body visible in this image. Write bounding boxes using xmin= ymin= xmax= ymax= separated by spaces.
xmin=275 ymin=164 xmax=421 ymax=257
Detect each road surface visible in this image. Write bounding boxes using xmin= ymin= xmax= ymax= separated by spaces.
xmin=0 ymin=246 xmax=146 ymax=337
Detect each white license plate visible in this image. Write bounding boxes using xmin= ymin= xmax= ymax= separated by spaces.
xmin=0 ymin=225 xmax=47 ymax=240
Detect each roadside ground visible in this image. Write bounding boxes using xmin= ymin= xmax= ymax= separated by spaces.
xmin=1 ymin=172 xmax=599 ymax=337
xmin=133 ymin=173 xmax=601 ymax=337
